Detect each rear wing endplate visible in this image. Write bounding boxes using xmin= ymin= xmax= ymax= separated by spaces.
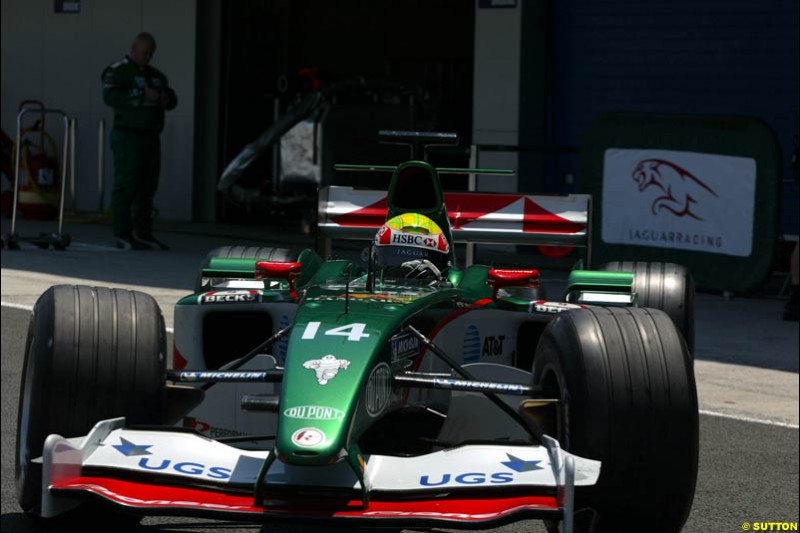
xmin=318 ymin=185 xmax=592 ymax=264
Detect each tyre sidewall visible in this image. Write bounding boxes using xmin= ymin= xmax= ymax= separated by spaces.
xmin=15 ymin=291 xmax=54 ymax=515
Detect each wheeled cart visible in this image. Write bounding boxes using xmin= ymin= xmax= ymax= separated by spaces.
xmin=1 ymin=102 xmax=72 ymax=250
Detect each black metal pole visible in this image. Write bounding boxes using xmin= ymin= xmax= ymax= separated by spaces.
xmin=405 ymin=325 xmax=538 ymax=439
xmin=394 ymin=373 xmax=534 ymax=395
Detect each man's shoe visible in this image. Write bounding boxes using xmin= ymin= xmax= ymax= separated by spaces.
xmin=116 ymin=234 xmax=152 ymax=251
xmin=133 ymin=232 xmax=170 ymax=251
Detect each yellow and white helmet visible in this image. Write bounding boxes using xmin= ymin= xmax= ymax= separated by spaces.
xmin=373 ymin=213 xmax=450 ymax=280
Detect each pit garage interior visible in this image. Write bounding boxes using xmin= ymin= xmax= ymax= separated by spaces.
xmin=198 ymin=0 xmax=799 ymax=293
xmin=204 ymin=0 xmax=476 ymax=225
xmin=1 ymin=0 xmax=797 ymax=279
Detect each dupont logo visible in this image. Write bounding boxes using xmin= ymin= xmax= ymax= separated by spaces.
xmin=632 ymin=159 xmax=718 ymax=220
xmin=283 ymin=405 xmax=344 ymax=420
xmin=366 ymin=363 xmax=391 ymax=417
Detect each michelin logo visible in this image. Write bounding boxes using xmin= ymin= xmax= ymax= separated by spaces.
xmin=303 ymin=355 xmax=351 ymax=385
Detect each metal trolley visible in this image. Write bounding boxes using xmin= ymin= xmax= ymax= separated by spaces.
xmin=1 ymin=103 xmax=72 ymax=250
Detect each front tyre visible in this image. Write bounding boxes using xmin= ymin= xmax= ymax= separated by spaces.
xmin=532 ymin=306 xmax=698 ymax=533
xmin=15 ymin=285 xmax=166 ymax=517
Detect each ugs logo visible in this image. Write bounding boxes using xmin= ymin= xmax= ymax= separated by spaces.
xmin=113 ymin=438 xmax=232 ymax=480
xmin=421 ymin=472 xmax=513 ymax=486
xmin=420 ymin=454 xmax=542 ymax=487
xmin=137 ymin=458 xmax=231 ymax=480
xmin=632 ymin=159 xmax=718 ymax=221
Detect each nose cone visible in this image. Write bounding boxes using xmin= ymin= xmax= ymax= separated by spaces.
xmin=277 ymin=319 xmax=374 ymax=465
xmin=277 ymin=299 xmax=404 ymax=465
xmin=279 ymin=351 xmax=356 ymax=465
xmin=278 ymin=423 xmax=345 ymax=465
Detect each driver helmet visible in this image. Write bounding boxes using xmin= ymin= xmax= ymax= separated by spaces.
xmin=373 ymin=213 xmax=450 ymax=281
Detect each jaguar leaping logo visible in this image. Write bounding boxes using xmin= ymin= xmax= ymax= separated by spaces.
xmin=303 ymin=354 xmax=350 ymax=385
xmin=632 ymin=159 xmax=718 ymax=220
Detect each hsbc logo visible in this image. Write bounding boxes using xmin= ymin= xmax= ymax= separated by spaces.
xmin=391 ymin=233 xmax=438 ymax=248
xmin=376 ymin=227 xmax=450 ymax=253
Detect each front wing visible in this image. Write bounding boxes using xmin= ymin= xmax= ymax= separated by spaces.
xmin=42 ymin=418 xmax=600 ymax=530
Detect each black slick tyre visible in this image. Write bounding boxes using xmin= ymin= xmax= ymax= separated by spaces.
xmin=532 ymin=306 xmax=698 ymax=533
xmin=600 ymin=261 xmax=695 ymax=354
xmin=195 ymin=245 xmax=298 ymax=292
xmin=15 ymin=285 xmax=166 ymax=518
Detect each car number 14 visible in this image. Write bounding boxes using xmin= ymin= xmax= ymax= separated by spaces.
xmin=301 ymin=322 xmax=370 ymax=342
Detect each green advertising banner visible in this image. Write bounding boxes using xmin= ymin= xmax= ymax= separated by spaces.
xmin=580 ymin=113 xmax=781 ymax=292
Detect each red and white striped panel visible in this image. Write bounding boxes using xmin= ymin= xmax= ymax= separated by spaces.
xmin=318 ymin=186 xmax=590 ymax=246
xmin=51 ymin=476 xmax=560 ymax=525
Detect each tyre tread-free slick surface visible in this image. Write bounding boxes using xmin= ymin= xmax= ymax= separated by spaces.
xmin=601 ymin=260 xmax=695 ymax=353
xmin=532 ymin=306 xmax=698 ymax=533
xmin=15 ymin=285 xmax=165 ymax=516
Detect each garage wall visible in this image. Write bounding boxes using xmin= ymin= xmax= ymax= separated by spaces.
xmin=548 ymin=0 xmax=799 ymax=235
xmin=473 ymin=0 xmax=521 ymax=193
xmin=1 ymin=0 xmax=196 ymax=221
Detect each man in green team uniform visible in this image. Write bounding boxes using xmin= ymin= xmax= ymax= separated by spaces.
xmin=102 ymin=32 xmax=177 ymax=250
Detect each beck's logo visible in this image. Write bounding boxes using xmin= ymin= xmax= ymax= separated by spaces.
xmin=533 ymin=301 xmax=582 ymax=314
xmin=632 ymin=159 xmax=718 ymax=220
xmin=303 ymin=354 xmax=351 ymax=385
xmin=199 ymin=290 xmax=259 ymax=304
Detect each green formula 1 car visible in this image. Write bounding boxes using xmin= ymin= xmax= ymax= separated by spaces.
xmin=16 ymin=131 xmax=697 ymax=533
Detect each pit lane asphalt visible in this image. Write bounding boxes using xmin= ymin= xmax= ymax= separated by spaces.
xmin=1 ymin=219 xmax=798 ymax=532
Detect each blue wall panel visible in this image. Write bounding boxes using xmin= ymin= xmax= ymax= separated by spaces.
xmin=548 ymin=0 xmax=799 ymax=234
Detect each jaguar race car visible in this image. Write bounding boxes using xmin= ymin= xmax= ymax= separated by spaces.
xmin=16 ymin=131 xmax=698 ymax=533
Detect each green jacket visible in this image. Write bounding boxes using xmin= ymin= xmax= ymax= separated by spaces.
xmin=101 ymin=56 xmax=177 ymax=133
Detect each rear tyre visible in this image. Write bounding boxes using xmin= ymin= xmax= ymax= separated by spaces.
xmin=194 ymin=245 xmax=298 ymax=292
xmin=600 ymin=261 xmax=695 ymax=354
xmin=16 ymin=285 xmax=166 ymax=518
xmin=532 ymin=306 xmax=698 ymax=533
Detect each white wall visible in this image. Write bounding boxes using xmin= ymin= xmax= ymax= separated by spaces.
xmin=1 ymin=0 xmax=196 ymax=221
xmin=472 ymin=0 xmax=521 ymax=194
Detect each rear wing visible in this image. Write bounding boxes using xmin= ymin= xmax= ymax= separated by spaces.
xmin=318 ymin=185 xmax=592 ymax=264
